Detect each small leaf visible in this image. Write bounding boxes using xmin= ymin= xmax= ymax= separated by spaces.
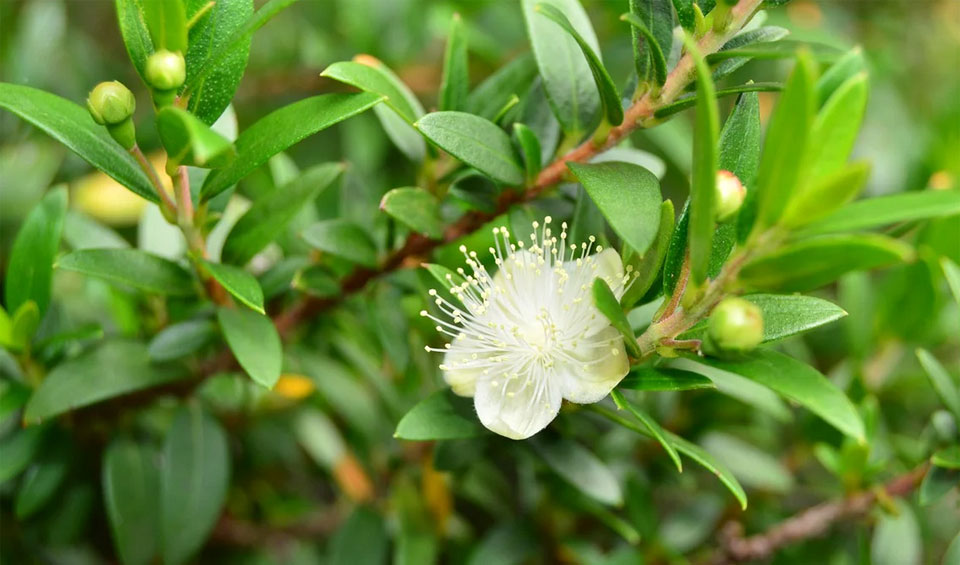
xmin=416 ymin=111 xmax=524 ymax=185
xmin=537 ymin=2 xmax=623 ymax=126
xmin=612 ymin=389 xmax=682 ymax=472
xmin=223 ymin=163 xmax=343 ymax=265
xmin=467 ymin=54 xmax=537 ymax=120
xmin=160 ymin=403 xmax=230 ymax=565
xmin=217 ymin=307 xmax=281 ymax=389
xmin=4 ymin=187 xmax=67 ymax=317
xmin=669 ymin=357 xmax=792 ymax=422
xmin=380 ymin=187 xmax=444 ymax=240
xmin=706 ymin=40 xmax=842 ymax=64
xmin=57 ymin=249 xmax=196 ymax=296
xmin=807 ymin=73 xmax=868 ymax=180
xmin=142 ymin=0 xmax=187 ymax=52
xmin=302 ymin=220 xmax=378 ymax=267
xmin=619 ymin=367 xmax=714 ymax=391
xmin=148 ymin=319 xmax=218 ymax=362
xmin=0 ymin=426 xmax=45 ymax=483
xmin=781 ymin=161 xmax=870 ymax=228
xmin=798 ymin=190 xmax=960 ymax=236
xmin=567 ymin=161 xmax=663 ymax=256
xmin=668 ymin=431 xmax=747 ymax=510
xmin=680 ymin=294 xmax=847 ymax=343
xmin=697 ymin=349 xmax=865 ymax=441
xmin=156 ymin=107 xmax=236 ymax=169
xmin=532 ymin=436 xmax=623 ymax=505
xmin=23 ymin=341 xmax=188 ymax=424
xmin=653 ymin=82 xmax=782 ymax=119
xmin=63 ymin=211 xmax=130 ymax=250
xmin=15 ymin=451 xmax=69 ymax=519
xmin=622 ymin=10 xmax=669 ymax=87
xmin=739 ymin=233 xmax=913 ymax=292
xmin=513 ymin=123 xmax=542 ymax=183
xmin=712 ymin=26 xmax=791 ymax=81
xmin=817 ymin=47 xmax=866 ymax=105
xmin=201 ymin=93 xmax=382 ymax=199
xmin=0 ymin=85 xmax=156 ymax=201
xmin=683 ymin=35 xmax=720 ymax=284
xmin=916 ymin=348 xmax=960 ymax=421
xmin=592 ymin=279 xmax=642 ymax=358
xmin=919 ymin=465 xmax=959 ymax=507
xmin=201 ymin=260 xmax=264 ymax=313
xmin=10 ymin=302 xmax=40 ymax=351
xmin=116 ymin=0 xmax=155 ymax=83
xmin=439 ymin=13 xmax=469 ymax=112
xmin=103 ymin=439 xmax=160 ymax=565
xmin=394 ymin=389 xmax=485 ymax=440
xmin=932 ymin=446 xmax=960 ymax=469
xmin=621 ymin=200 xmax=674 ymax=309
xmin=522 ymin=0 xmax=601 ymax=136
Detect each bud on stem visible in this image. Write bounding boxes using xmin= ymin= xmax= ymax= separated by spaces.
xmin=715 ymin=170 xmax=746 ymax=222
xmin=87 ymin=81 xmax=137 ymax=149
xmin=705 ymin=297 xmax=764 ymax=355
xmin=145 ymin=50 xmax=186 ymax=108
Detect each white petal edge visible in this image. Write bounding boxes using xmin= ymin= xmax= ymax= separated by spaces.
xmin=473 ymin=373 xmax=562 ymax=440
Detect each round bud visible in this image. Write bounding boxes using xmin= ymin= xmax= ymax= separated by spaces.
xmin=707 ymin=297 xmax=763 ymax=353
xmin=86 ymin=81 xmax=136 ymax=125
xmin=714 ymin=170 xmax=745 ymax=222
xmin=145 ymin=50 xmax=186 ymax=91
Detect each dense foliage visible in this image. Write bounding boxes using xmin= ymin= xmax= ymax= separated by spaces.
xmin=1 ymin=0 xmax=958 ymax=563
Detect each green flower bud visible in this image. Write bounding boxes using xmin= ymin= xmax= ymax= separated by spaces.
xmin=707 ymin=297 xmax=763 ymax=353
xmin=145 ymin=50 xmax=186 ymax=91
xmin=86 ymin=81 xmax=136 ymax=125
xmin=715 ymin=170 xmax=745 ymax=222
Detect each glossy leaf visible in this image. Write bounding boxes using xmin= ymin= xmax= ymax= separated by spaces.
xmin=201 ymin=93 xmax=382 ymax=199
xmin=160 ymin=403 xmax=230 ymax=565
xmin=593 ymin=279 xmax=642 ymax=358
xmin=612 ymin=389 xmax=682 ymax=471
xmin=654 ymin=82 xmax=782 ymax=119
xmin=567 ymin=161 xmax=663 ymax=256
xmin=142 ymin=0 xmax=187 ymax=52
xmin=103 ymin=439 xmax=160 ymax=565
xmin=23 ymin=341 xmax=187 ymax=424
xmin=916 ymin=348 xmax=960 ymax=421
xmin=184 ymin=0 xmax=254 ymax=124
xmin=799 ymin=190 xmax=960 ymax=236
xmin=782 ymin=161 xmax=870 ymax=227
xmin=537 ymin=2 xmax=623 ymax=126
xmin=626 ymin=0 xmax=672 ymax=87
xmin=713 ymin=26 xmax=791 ymax=81
xmin=522 ymin=0 xmax=601 ymax=136
xmin=416 ymin=111 xmax=524 ymax=185
xmin=217 ymin=307 xmax=281 ymax=389
xmin=706 ymin=40 xmax=842 ymax=63
xmin=716 ymin=90 xmax=761 ymax=260
xmin=621 ymin=200 xmax=674 ymax=309
xmin=148 ymin=319 xmax=218 ymax=362
xmin=807 ymin=73 xmax=868 ymax=180
xmin=302 ymin=219 xmax=378 ymax=267
xmin=380 ymin=187 xmax=444 ymax=240
xmin=201 ymin=260 xmax=264 ymax=313
xmin=57 ymin=249 xmax=195 ymax=296
xmin=739 ymin=234 xmax=913 ymax=291
xmin=681 ymin=294 xmax=847 ymax=344
xmin=532 ymin=437 xmax=623 ymax=505
xmin=394 ymin=389 xmax=485 ymax=440
xmin=698 ymin=349 xmax=865 ymax=441
xmin=156 ymin=107 xmax=235 ymax=169
xmin=439 ymin=13 xmax=469 ymax=112
xmin=513 ymin=123 xmax=542 ymax=183
xmin=669 ymin=357 xmax=792 ymax=422
xmin=0 ymin=83 xmax=157 ymax=201
xmin=4 ymin=187 xmax=67 ymax=317
xmin=619 ymin=366 xmax=714 ymax=391
xmin=116 ymin=0 xmax=154 ymax=81
xmin=817 ymin=47 xmax=866 ymax=105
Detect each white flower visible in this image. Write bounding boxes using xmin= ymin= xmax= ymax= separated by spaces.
xmin=421 ymin=217 xmax=632 ymax=440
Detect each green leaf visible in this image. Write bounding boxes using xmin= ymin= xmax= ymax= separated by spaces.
xmin=870 ymin=500 xmax=921 ymax=565
xmin=9 ymin=301 xmax=40 ymax=351
xmin=668 ymin=431 xmax=747 ymax=509
xmin=626 ymin=0 xmax=672 ymax=87
xmin=23 ymin=341 xmax=187 ymax=425
xmin=416 ymin=111 xmax=524 ymax=185
xmin=321 ymin=58 xmax=426 ymax=161
xmin=160 ymin=403 xmax=230 ymax=565
xmin=439 ymin=13 xmax=469 ymax=112
xmin=148 ymin=319 xmax=217 ymax=362
xmin=183 ymin=0 xmax=299 ymax=98
xmin=672 ymin=0 xmax=695 ymax=30
xmin=156 ymin=107 xmax=235 ymax=169
xmin=142 ymin=0 xmax=187 ymax=52
xmin=752 ymin=52 xmax=817 ymax=232
xmin=103 ymin=439 xmax=160 ymax=565
xmin=941 ymin=257 xmax=960 ymax=307
xmin=621 ymin=200 xmax=674 ymax=309
xmin=807 ymin=73 xmax=868 ymax=180
xmin=63 ymin=211 xmax=130 ymax=251
xmin=57 ymin=249 xmax=195 ymax=296
xmin=394 ymin=388 xmax=485 ymax=440
xmin=330 ymin=507 xmax=389 ymax=565
xmin=653 ymin=82 xmax=781 ymax=119
xmin=223 ymin=163 xmax=343 ymax=265
xmin=739 ymin=234 xmax=913 ymax=292
xmin=294 ymin=408 xmax=346 ymax=469
xmin=116 ymin=0 xmax=154 ymax=82
xmin=700 ymin=432 xmax=794 ymax=493
xmin=567 ymin=161 xmax=663 ymax=256
xmin=706 ymin=40 xmax=842 ymax=63
xmin=217 ymin=307 xmax=281 ymax=389
xmin=467 ymin=54 xmax=538 ymax=120
xmin=302 ymin=219 xmax=378 ymax=267
xmin=698 ymin=349 xmax=865 ymax=441
xmin=0 ymin=84 xmax=156 ymax=201
xmin=292 ymin=266 xmax=340 ymax=298
xmin=380 ymin=188 xmax=444 ymax=240
xmin=201 ymin=260 xmax=264 ymax=313
xmin=683 ymin=35 xmax=720 ymax=284
xmin=201 ymin=93 xmax=382 ymax=199
xmin=817 ymin=47 xmax=866 ymax=105
xmin=532 ymin=437 xmax=623 ymax=506
xmin=619 ymin=367 xmax=715 ymax=391
xmin=919 ymin=465 xmax=959 ymax=507
xmin=716 ymin=90 xmax=761 ymax=257
xmin=712 ymin=26 xmax=791 ymax=81
xmin=536 ymin=3 xmax=623 ymax=126
xmin=745 ymin=294 xmax=847 ymax=342
xmin=669 ymin=357 xmax=792 ymax=421
xmin=15 ymin=451 xmax=69 ymax=519
xmin=916 ymin=348 xmax=960 ymax=421
xmin=781 ymin=161 xmax=870 ymax=228
xmin=592 ymin=279 xmax=642 ymax=358
xmin=0 ymin=426 xmax=45 ymax=483
xmin=0 ymin=380 xmax=31 ymax=421
xmin=933 ymin=446 xmax=960 ymax=469
xmin=799 ymin=190 xmax=960 ymax=236
xmin=4 ymin=187 xmax=67 ymax=317
xmin=522 ymin=0 xmax=601 ymax=136
xmin=184 ymin=0 xmax=254 ymax=124
xmin=512 ymin=123 xmax=542 ymax=184
xmin=422 ymin=263 xmax=467 ymax=292
xmin=612 ymin=389 xmax=682 ymax=472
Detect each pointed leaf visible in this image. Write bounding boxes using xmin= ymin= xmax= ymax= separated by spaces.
xmin=782 ymin=161 xmax=870 ymax=227
xmin=156 ymin=106 xmax=235 ymax=169
xmin=916 ymin=348 xmax=960 ymax=421
xmin=302 ymin=219 xmax=378 ymax=267
xmin=619 ymin=367 xmax=715 ymax=391
xmin=807 ymin=73 xmax=868 ymax=180
xmin=513 ymin=123 xmax=542 ymax=183
xmin=439 ymin=13 xmax=469 ymax=112
xmin=142 ymin=0 xmax=187 ymax=52
xmin=5 ymin=187 xmax=67 ymax=317
xmin=626 ymin=0 xmax=672 ymax=86
xmin=593 ymin=279 xmax=642 ymax=358
xmin=380 ymin=187 xmax=444 ymax=240
xmin=612 ymin=389 xmax=682 ymax=471
xmin=116 ymin=0 xmax=154 ymax=81
xmin=799 ymin=190 xmax=960 ymax=236
xmin=621 ymin=200 xmax=674 ymax=309
xmin=394 ymin=388 xmax=485 ymax=440
xmin=103 ymin=439 xmax=160 ymax=565
xmin=148 ymin=319 xmax=218 ymax=362
xmin=201 ymin=260 xmax=264 ymax=313
xmin=217 ymin=307 xmax=281 ymax=388
xmin=416 ymin=111 xmax=524 ymax=185
xmin=532 ymin=437 xmax=623 ymax=505
xmin=57 ymin=249 xmax=196 ymax=296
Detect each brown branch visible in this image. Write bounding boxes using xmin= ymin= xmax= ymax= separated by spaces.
xmin=708 ymin=464 xmax=929 ymax=564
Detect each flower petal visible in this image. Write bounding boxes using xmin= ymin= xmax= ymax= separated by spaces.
xmin=559 ymin=326 xmax=630 ymax=404
xmin=592 ymin=248 xmax=626 ymax=297
xmin=474 ymin=373 xmax=562 ymax=440
xmin=441 ymin=337 xmax=485 ymax=397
